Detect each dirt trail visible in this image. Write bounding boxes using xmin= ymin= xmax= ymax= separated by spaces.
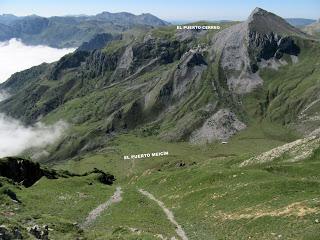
xmin=81 ymin=187 xmax=122 ymax=228
xmin=138 ymin=189 xmax=188 ymax=240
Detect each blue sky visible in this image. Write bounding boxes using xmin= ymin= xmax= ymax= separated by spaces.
xmin=0 ymin=0 xmax=319 ymax=21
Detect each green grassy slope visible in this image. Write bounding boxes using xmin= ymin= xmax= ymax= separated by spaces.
xmin=242 ymin=38 xmax=320 ymax=130
xmin=1 ymin=121 xmax=319 ymax=239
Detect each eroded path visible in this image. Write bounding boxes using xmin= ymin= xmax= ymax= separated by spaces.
xmin=138 ymin=189 xmax=188 ymax=240
xmin=81 ymin=187 xmax=122 ymax=228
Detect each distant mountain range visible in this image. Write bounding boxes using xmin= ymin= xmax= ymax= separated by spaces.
xmin=0 ymin=12 xmax=169 ymax=48
xmin=285 ymin=18 xmax=317 ymax=27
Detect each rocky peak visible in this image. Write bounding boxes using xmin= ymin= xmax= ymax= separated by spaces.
xmin=248 ymin=7 xmax=269 ymax=19
xmin=211 ymin=7 xmax=305 ymax=94
xmin=245 ymin=8 xmax=303 ymax=63
xmin=247 ymin=7 xmax=304 ymax=36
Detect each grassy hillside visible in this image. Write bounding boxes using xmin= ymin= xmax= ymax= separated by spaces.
xmin=1 ymin=121 xmax=320 ymax=239
xmin=240 ymin=37 xmax=320 ymax=140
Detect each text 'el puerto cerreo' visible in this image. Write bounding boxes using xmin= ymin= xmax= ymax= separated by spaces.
xmin=177 ymin=25 xmax=220 ymax=30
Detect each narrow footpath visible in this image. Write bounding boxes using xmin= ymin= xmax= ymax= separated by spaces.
xmin=138 ymin=189 xmax=188 ymax=240
xmin=81 ymin=187 xmax=122 ymax=228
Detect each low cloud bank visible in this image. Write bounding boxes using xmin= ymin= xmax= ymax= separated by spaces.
xmin=0 ymin=113 xmax=68 ymax=158
xmin=0 ymin=38 xmax=75 ymax=83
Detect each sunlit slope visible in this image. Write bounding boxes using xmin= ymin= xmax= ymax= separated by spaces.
xmin=1 ymin=122 xmax=319 ymax=239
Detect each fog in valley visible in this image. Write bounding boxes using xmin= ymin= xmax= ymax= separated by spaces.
xmin=0 ymin=38 xmax=74 ymax=83
xmin=0 ymin=112 xmax=68 ymax=158
xmin=0 ymin=39 xmax=72 ymax=157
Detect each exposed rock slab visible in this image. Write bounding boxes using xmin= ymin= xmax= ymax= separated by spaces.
xmin=190 ymin=109 xmax=246 ymax=144
xmin=240 ymin=136 xmax=320 ymax=167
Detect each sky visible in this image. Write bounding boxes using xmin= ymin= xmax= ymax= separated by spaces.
xmin=0 ymin=0 xmax=319 ymax=21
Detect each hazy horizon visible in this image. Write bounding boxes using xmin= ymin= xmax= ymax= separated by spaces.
xmin=0 ymin=0 xmax=319 ymax=22
xmin=0 ymin=11 xmax=318 ymax=24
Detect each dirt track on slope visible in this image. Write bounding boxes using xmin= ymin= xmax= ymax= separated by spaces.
xmin=81 ymin=187 xmax=122 ymax=228
xmin=139 ymin=189 xmax=188 ymax=240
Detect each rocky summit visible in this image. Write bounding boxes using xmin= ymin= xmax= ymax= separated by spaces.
xmin=211 ymin=7 xmax=305 ymax=94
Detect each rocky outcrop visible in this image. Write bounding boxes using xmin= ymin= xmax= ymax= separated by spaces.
xmin=77 ymin=33 xmax=122 ymax=52
xmin=248 ymin=32 xmax=300 ymax=64
xmin=84 ymin=50 xmax=119 ymax=78
xmin=92 ymin=168 xmax=116 ymax=185
xmin=0 ymin=157 xmax=115 ymax=187
xmin=190 ymin=109 xmax=246 ymax=144
xmin=28 ymin=225 xmax=49 ymax=240
xmin=131 ymin=39 xmax=186 ymax=68
xmin=0 ymin=157 xmax=46 ymax=187
xmin=110 ymin=45 xmax=134 ymax=81
xmin=0 ymin=225 xmax=23 ymax=240
xmin=109 ymin=38 xmax=188 ymax=83
xmin=240 ymin=136 xmax=320 ymax=167
xmin=172 ymin=49 xmax=207 ymax=99
xmin=50 ymin=51 xmax=89 ymax=80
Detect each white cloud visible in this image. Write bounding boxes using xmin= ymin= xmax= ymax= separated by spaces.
xmin=0 ymin=39 xmax=71 ymax=158
xmin=0 ymin=113 xmax=68 ymax=158
xmin=0 ymin=38 xmax=75 ymax=83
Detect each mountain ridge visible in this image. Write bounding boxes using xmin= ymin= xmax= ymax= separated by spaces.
xmin=0 ymin=7 xmax=319 ymax=161
xmin=0 ymin=11 xmax=169 ymax=48
xmin=285 ymin=18 xmax=317 ymax=27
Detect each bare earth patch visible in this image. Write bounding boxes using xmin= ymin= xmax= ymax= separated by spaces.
xmin=218 ymin=201 xmax=319 ymax=220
